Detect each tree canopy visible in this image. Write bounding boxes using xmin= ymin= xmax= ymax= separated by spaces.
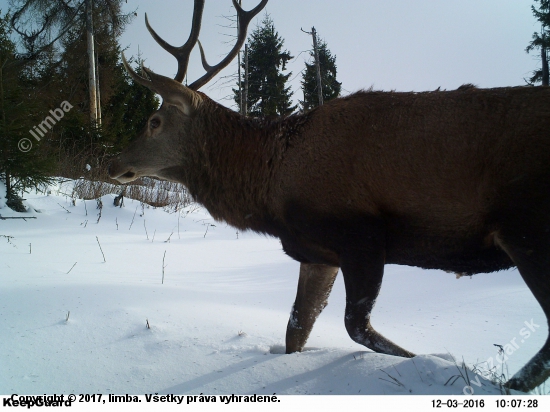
xmin=0 ymin=2 xmax=159 ymax=204
xmin=234 ymin=15 xmax=296 ymax=117
xmin=526 ymin=0 xmax=550 ymax=85
xmin=300 ymin=36 xmax=341 ymax=111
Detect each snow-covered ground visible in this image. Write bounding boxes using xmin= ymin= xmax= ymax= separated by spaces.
xmin=0 ymin=180 xmax=547 ymax=395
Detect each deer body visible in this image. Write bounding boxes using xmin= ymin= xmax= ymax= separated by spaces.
xmin=160 ymin=86 xmax=548 ymax=275
xmin=273 ymin=87 xmax=550 ymax=271
xmin=109 ymin=0 xmax=550 ymax=392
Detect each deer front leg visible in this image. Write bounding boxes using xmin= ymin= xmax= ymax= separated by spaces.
xmin=341 ymin=242 xmax=415 ymax=358
xmin=286 ymin=263 xmax=339 ymax=353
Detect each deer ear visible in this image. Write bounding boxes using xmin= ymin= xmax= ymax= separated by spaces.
xmin=121 ymin=53 xmax=201 ymax=115
xmin=141 ymin=66 xmax=201 ymax=115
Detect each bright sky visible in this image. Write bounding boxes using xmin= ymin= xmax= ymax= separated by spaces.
xmin=1 ymin=0 xmax=541 ymax=110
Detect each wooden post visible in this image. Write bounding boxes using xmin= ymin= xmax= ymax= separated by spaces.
xmin=311 ymin=27 xmax=323 ymax=106
xmin=86 ymin=0 xmax=98 ymax=125
xmin=96 ymin=51 xmax=102 ymax=126
xmin=302 ymin=27 xmax=324 ymax=107
xmin=542 ymin=44 xmax=549 ymax=86
xmin=237 ymin=0 xmax=243 ymax=114
xmin=244 ymin=43 xmax=249 ymax=115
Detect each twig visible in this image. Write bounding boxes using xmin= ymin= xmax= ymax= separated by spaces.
xmin=83 ymin=199 xmax=87 ymax=216
xmin=462 ymin=357 xmax=471 ymax=387
xmin=57 ymin=203 xmax=71 ymax=213
xmin=67 ymin=262 xmax=77 ymax=274
xmin=114 ymin=191 xmax=124 ymax=207
xmin=129 ymin=205 xmax=138 ymax=230
xmin=96 ymin=198 xmax=103 ymax=224
xmin=204 ymin=224 xmax=210 ymax=238
xmin=146 ymin=318 xmax=150 ymax=329
xmin=1 ymin=235 xmax=15 ymax=246
xmin=164 ymin=231 xmax=173 ymax=243
xmin=379 ymin=377 xmax=402 ymax=387
xmin=444 ymin=351 xmax=472 ymax=388
xmin=144 ymin=220 xmax=149 ymax=240
xmin=66 ymin=311 xmax=70 ymax=322
xmin=162 ymin=250 xmax=167 ymax=284
xmin=152 ymin=230 xmax=156 ymax=243
xmin=378 ymin=369 xmax=405 ymax=387
xmin=444 ymin=375 xmax=461 ymax=386
xmin=411 ymin=358 xmax=424 ymax=383
xmin=392 ymin=364 xmax=402 ymax=377
xmin=96 ymin=236 xmax=106 ymax=262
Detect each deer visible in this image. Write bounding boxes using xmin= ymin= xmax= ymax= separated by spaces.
xmin=108 ymin=0 xmax=550 ymax=392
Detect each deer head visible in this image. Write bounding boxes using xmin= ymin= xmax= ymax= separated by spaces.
xmin=108 ymin=0 xmax=268 ymax=184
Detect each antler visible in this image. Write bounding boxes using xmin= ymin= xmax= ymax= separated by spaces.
xmin=145 ymin=0 xmax=205 ymax=83
xmin=145 ymin=0 xmax=268 ymax=91
xmin=190 ymin=0 xmax=268 ymax=90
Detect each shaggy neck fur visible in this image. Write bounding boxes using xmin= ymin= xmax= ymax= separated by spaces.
xmin=181 ymin=95 xmax=311 ymax=234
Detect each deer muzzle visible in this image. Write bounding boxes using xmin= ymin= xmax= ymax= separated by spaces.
xmin=108 ymin=158 xmax=137 ymax=183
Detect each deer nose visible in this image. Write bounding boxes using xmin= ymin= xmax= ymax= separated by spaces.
xmin=107 ymin=161 xmax=115 ymax=178
xmin=107 ymin=159 xmax=121 ymax=179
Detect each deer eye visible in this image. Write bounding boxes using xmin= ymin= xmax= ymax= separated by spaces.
xmin=150 ymin=118 xmax=160 ymax=129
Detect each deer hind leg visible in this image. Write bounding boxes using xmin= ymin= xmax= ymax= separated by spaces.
xmin=340 ymin=233 xmax=415 ymax=358
xmin=286 ymin=263 xmax=339 ymax=353
xmin=495 ymin=232 xmax=550 ymax=392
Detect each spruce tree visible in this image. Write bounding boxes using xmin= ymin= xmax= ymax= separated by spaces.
xmin=0 ymin=10 xmax=54 ymax=209
xmin=300 ymin=38 xmax=341 ymax=111
xmin=107 ymin=54 xmax=160 ymax=152
xmin=234 ymin=15 xmax=296 ymax=117
xmin=9 ymin=1 xmax=158 ymax=179
xmin=526 ymin=0 xmax=550 ymax=86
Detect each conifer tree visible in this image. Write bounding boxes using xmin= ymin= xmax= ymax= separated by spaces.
xmin=234 ymin=15 xmax=296 ymax=117
xmin=0 ymin=10 xmax=54 ymax=209
xmin=9 ymin=1 xmax=158 ymax=178
xmin=107 ymin=54 xmax=160 ymax=152
xmin=526 ymin=0 xmax=550 ymax=86
xmin=300 ymin=38 xmax=341 ymax=111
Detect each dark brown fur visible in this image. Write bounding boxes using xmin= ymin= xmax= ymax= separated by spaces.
xmin=153 ymin=86 xmax=550 ymax=273
xmin=110 ymin=78 xmax=550 ymax=392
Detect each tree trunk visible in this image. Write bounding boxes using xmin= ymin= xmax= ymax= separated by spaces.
xmin=542 ymin=45 xmax=549 ymax=86
xmin=311 ymin=27 xmax=323 ymax=106
xmin=237 ymin=0 xmax=243 ymax=114
xmin=5 ymin=171 xmax=11 ymax=200
xmin=244 ymin=43 xmax=249 ymax=116
xmin=0 ymin=64 xmax=9 ymax=200
xmin=96 ymin=50 xmax=102 ymax=125
xmin=86 ymin=0 xmax=98 ymax=125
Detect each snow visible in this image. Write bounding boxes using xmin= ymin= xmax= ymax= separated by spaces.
xmin=0 ymin=180 xmax=547 ymax=395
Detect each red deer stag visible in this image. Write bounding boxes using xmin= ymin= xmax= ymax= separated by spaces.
xmin=109 ymin=0 xmax=550 ymax=392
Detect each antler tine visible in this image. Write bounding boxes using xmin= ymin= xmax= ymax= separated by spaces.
xmin=145 ymin=0 xmax=206 ymax=83
xmin=122 ymin=52 xmax=152 ymax=88
xmin=189 ymin=0 xmax=268 ymax=90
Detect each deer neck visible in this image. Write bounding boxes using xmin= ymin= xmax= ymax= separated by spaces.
xmin=182 ymin=101 xmax=287 ymax=233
